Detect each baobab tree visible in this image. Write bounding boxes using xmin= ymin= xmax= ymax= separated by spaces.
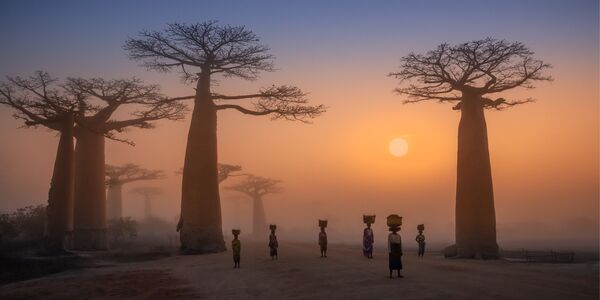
xmin=65 ymin=77 xmax=187 ymax=250
xmin=106 ymin=164 xmax=164 ymax=220
xmin=0 ymin=71 xmax=80 ymax=254
xmin=174 ymin=163 xmax=242 ymax=232
xmin=226 ymin=175 xmax=283 ymax=238
xmin=129 ymin=186 xmax=163 ymax=219
xmin=125 ymin=21 xmax=326 ymax=253
xmin=389 ymin=38 xmax=552 ymax=258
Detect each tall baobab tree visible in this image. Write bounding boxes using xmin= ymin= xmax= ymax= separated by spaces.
xmin=65 ymin=78 xmax=187 ymax=250
xmin=106 ymin=164 xmax=164 ymax=220
xmin=125 ymin=21 xmax=326 ymax=253
xmin=0 ymin=71 xmax=80 ymax=254
xmin=130 ymin=186 xmax=163 ymax=219
xmin=226 ymin=175 xmax=282 ymax=238
xmin=389 ymin=38 xmax=552 ymax=258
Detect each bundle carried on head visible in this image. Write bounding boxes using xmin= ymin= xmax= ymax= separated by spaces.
xmin=269 ymin=224 xmax=277 ymax=231
xmin=386 ymin=214 xmax=402 ymax=230
xmin=318 ymin=219 xmax=328 ymax=228
xmin=417 ymin=224 xmax=425 ymax=231
xmin=232 ymin=229 xmax=241 ymax=236
xmin=363 ymin=214 xmax=376 ymax=224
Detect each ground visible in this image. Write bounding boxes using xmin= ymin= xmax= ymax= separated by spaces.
xmin=0 ymin=241 xmax=598 ymax=299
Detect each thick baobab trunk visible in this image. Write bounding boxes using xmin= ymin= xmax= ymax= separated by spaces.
xmin=73 ymin=127 xmax=108 ymax=250
xmin=106 ymin=182 xmax=123 ymax=220
xmin=455 ymin=93 xmax=499 ymax=258
xmin=44 ymin=113 xmax=75 ymax=254
xmin=180 ymin=72 xmax=225 ymax=253
xmin=252 ymin=195 xmax=267 ymax=238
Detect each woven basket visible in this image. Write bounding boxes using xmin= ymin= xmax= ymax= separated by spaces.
xmin=318 ymin=219 xmax=328 ymax=228
xmin=363 ymin=215 xmax=376 ymax=224
xmin=386 ymin=214 xmax=402 ymax=227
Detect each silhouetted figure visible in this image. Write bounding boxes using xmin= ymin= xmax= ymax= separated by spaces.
xmin=389 ymin=38 xmax=552 ymax=259
xmin=387 ymin=214 xmax=403 ymax=278
xmin=416 ymin=224 xmax=426 ymax=257
xmin=232 ymin=230 xmax=241 ymax=268
xmin=318 ymin=220 xmax=328 ymax=258
xmin=269 ymin=224 xmax=278 ymax=260
xmin=363 ymin=215 xmax=376 ymax=258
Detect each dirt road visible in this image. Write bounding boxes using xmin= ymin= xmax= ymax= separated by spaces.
xmin=1 ymin=241 xmax=597 ymax=299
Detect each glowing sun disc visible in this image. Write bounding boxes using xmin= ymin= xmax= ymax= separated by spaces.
xmin=389 ymin=138 xmax=409 ymax=157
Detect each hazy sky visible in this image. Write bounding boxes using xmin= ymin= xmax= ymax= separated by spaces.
xmin=0 ymin=0 xmax=598 ymax=249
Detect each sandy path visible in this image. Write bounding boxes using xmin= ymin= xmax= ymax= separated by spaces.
xmin=1 ymin=241 xmax=597 ymax=299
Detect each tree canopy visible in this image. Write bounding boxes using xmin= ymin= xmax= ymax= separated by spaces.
xmin=226 ymin=175 xmax=283 ymax=198
xmin=124 ymin=21 xmax=326 ymax=122
xmin=389 ymin=38 xmax=552 ymax=110
xmin=105 ymin=163 xmax=165 ymax=185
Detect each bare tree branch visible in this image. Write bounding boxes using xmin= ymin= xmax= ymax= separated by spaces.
xmin=64 ymin=77 xmax=188 ymax=142
xmin=0 ymin=71 xmax=80 ymax=131
xmin=124 ymin=21 xmax=274 ymax=81
xmin=215 ymin=85 xmax=326 ymax=122
xmin=389 ymin=38 xmax=552 ymax=110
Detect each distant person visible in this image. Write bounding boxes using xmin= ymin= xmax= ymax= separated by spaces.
xmin=363 ymin=216 xmax=375 ymax=258
xmin=416 ymin=224 xmax=426 ymax=257
xmin=269 ymin=224 xmax=279 ymax=260
xmin=318 ymin=220 xmax=328 ymax=258
xmin=232 ymin=229 xmax=241 ymax=269
xmin=387 ymin=214 xmax=403 ymax=278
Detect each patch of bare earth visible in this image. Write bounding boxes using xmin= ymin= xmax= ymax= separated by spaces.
xmin=0 ymin=269 xmax=197 ymax=300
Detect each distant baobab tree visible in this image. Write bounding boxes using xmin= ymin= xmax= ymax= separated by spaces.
xmin=125 ymin=21 xmax=326 ymax=253
xmin=389 ymin=38 xmax=552 ymax=258
xmin=0 ymin=72 xmax=79 ymax=254
xmin=129 ymin=186 xmax=163 ymax=219
xmin=106 ymin=164 xmax=164 ymax=220
xmin=226 ymin=175 xmax=283 ymax=238
xmin=66 ymin=77 xmax=187 ymax=250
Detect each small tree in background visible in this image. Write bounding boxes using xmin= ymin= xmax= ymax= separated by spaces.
xmin=129 ymin=187 xmax=163 ymax=220
xmin=226 ymin=175 xmax=282 ymax=238
xmin=106 ymin=164 xmax=164 ymax=220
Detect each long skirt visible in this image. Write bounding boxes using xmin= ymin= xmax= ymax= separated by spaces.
xmin=389 ymin=244 xmax=402 ymax=270
xmin=270 ymin=246 xmax=278 ymax=257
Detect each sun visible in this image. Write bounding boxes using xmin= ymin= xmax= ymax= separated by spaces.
xmin=389 ymin=138 xmax=409 ymax=157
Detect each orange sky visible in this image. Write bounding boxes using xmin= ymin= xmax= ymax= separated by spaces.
xmin=1 ymin=49 xmax=597 ymax=250
xmin=0 ymin=1 xmax=598 ymax=251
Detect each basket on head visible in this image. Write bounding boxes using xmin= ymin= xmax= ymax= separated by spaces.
xmin=269 ymin=224 xmax=277 ymax=231
xmin=232 ymin=229 xmax=241 ymax=236
xmin=363 ymin=215 xmax=376 ymax=224
xmin=417 ymin=224 xmax=425 ymax=231
xmin=318 ymin=219 xmax=328 ymax=228
xmin=386 ymin=214 xmax=402 ymax=228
